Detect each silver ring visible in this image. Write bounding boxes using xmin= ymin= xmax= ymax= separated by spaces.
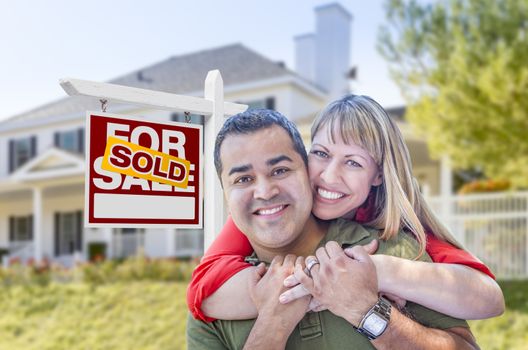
xmin=304 ymin=258 xmax=320 ymax=278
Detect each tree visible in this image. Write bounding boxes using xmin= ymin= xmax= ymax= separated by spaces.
xmin=378 ymin=0 xmax=528 ymax=188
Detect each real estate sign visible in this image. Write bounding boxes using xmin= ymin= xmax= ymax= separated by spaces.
xmin=85 ymin=112 xmax=203 ymax=228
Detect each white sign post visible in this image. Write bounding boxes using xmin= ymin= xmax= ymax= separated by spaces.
xmin=60 ymin=70 xmax=247 ymax=251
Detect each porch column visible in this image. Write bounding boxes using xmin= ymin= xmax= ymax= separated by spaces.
xmin=103 ymin=227 xmax=113 ymax=259
xmin=440 ymin=155 xmax=456 ymax=238
xmin=440 ymin=155 xmax=453 ymax=198
xmin=32 ymin=186 xmax=43 ymax=262
xmin=166 ymin=228 xmax=176 ymax=257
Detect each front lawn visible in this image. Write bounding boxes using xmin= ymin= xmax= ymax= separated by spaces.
xmin=0 ymin=260 xmax=526 ymax=349
xmin=0 ymin=281 xmax=188 ymax=350
xmin=468 ymin=280 xmax=528 ymax=350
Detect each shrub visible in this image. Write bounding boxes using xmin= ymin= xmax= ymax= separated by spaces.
xmin=87 ymin=242 xmax=107 ymax=262
xmin=458 ymin=179 xmax=511 ymax=194
xmin=0 ymin=254 xmax=198 ymax=286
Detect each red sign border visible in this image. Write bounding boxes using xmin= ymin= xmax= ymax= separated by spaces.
xmin=84 ymin=111 xmax=203 ymax=229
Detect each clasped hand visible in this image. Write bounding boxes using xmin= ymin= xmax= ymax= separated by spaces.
xmin=297 ymin=241 xmax=380 ymax=325
xmin=248 ymin=241 xmax=403 ymax=331
xmin=247 ymin=255 xmax=311 ymax=335
xmin=281 ymin=241 xmax=407 ymax=314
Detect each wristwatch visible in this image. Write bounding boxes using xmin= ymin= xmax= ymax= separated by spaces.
xmin=356 ymin=296 xmax=392 ymax=340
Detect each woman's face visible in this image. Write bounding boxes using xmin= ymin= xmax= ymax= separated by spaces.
xmin=309 ymin=123 xmax=382 ymax=220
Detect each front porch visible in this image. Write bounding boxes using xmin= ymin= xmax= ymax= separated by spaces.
xmin=3 ymin=229 xmax=203 ymax=268
xmin=0 ymin=147 xmax=203 ymax=267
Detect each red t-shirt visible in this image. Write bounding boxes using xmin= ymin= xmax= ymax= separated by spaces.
xmin=187 ymin=213 xmax=495 ymax=322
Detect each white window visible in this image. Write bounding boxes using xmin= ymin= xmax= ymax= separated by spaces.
xmin=175 ymin=229 xmax=203 ymax=257
xmin=244 ymin=97 xmax=275 ymax=110
xmin=9 ymin=215 xmax=33 ymax=242
xmin=113 ymin=228 xmax=145 ymax=258
xmin=59 ymin=130 xmax=77 ymax=152
xmin=9 ymin=136 xmax=36 ymax=172
xmin=246 ymin=100 xmax=266 ymax=109
xmin=55 ymin=128 xmax=84 ymax=153
xmin=55 ymin=211 xmax=83 ymax=256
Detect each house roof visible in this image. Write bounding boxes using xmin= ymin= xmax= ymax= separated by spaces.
xmin=2 ymin=44 xmax=308 ymax=126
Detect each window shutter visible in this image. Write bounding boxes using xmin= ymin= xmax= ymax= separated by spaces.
xmin=76 ymin=211 xmax=83 ymax=252
xmin=8 ymin=139 xmax=14 ymax=173
xmin=9 ymin=216 xmax=14 ymax=242
xmin=265 ymin=97 xmax=275 ymax=110
xmin=54 ymin=213 xmax=60 ymax=256
xmin=54 ymin=132 xmax=60 ymax=148
xmin=28 ymin=215 xmax=34 ymax=240
xmin=78 ymin=128 xmax=85 ymax=154
xmin=30 ymin=136 xmax=37 ymax=158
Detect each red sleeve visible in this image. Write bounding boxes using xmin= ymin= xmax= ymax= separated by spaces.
xmin=426 ymin=233 xmax=495 ymax=280
xmin=202 ymin=216 xmax=253 ymax=257
xmin=187 ymin=216 xmax=254 ymax=322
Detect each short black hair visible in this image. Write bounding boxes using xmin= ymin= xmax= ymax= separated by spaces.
xmin=214 ymin=109 xmax=308 ymax=183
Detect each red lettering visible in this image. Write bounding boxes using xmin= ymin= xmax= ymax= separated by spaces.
xmin=106 ymin=139 xmax=188 ymax=187
xmin=168 ymin=162 xmax=186 ymax=182
xmin=110 ymin=145 xmax=132 ymax=168
xmin=133 ymin=151 xmax=153 ymax=173
xmin=152 ymin=156 xmax=168 ymax=178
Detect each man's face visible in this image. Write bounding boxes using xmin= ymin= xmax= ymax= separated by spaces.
xmin=220 ymin=125 xmax=313 ymax=251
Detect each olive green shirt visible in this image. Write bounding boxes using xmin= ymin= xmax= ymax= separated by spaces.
xmin=187 ymin=219 xmax=468 ymax=349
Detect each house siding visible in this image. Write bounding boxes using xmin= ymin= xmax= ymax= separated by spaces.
xmin=0 ymin=80 xmax=326 ymax=263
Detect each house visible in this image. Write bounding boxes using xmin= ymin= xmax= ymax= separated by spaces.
xmin=0 ymin=3 xmax=445 ymax=266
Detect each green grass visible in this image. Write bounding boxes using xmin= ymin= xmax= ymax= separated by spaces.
xmin=468 ymin=280 xmax=528 ymax=350
xmin=0 ymin=282 xmax=189 ymax=350
xmin=0 ymin=279 xmax=526 ymax=349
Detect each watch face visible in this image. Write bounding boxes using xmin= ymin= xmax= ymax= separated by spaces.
xmin=364 ymin=313 xmax=387 ymax=336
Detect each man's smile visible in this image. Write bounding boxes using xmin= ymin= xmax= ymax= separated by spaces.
xmin=253 ymin=204 xmax=288 ymax=217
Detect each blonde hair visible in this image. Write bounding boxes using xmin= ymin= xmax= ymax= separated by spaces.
xmin=311 ymin=95 xmax=463 ymax=257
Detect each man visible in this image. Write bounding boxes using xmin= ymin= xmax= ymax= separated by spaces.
xmin=187 ymin=109 xmax=479 ymax=349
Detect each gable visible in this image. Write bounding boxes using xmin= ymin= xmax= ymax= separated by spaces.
xmin=10 ymin=148 xmax=84 ymax=182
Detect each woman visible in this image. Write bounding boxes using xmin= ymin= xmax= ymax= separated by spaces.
xmin=187 ymin=95 xmax=504 ymax=322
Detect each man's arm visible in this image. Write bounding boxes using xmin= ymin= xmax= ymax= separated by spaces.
xmin=186 ymin=314 xmax=228 ymax=350
xmin=372 ymin=310 xmax=479 ymax=350
xmin=294 ymin=242 xmax=479 ymax=350
xmin=202 ymin=266 xmax=258 ymax=320
xmin=242 ymin=309 xmax=296 ymax=350
xmin=187 ymin=216 xmax=255 ymax=322
xmin=243 ymin=255 xmax=310 ymax=350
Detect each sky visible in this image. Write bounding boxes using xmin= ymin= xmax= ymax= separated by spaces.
xmin=0 ymin=0 xmax=404 ymax=122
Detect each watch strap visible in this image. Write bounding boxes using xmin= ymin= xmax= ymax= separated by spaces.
xmin=357 ymin=296 xmax=392 ymax=340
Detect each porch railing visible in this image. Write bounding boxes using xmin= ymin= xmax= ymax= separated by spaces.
xmin=7 ymin=241 xmax=34 ymax=264
xmin=426 ymin=191 xmax=528 ymax=279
